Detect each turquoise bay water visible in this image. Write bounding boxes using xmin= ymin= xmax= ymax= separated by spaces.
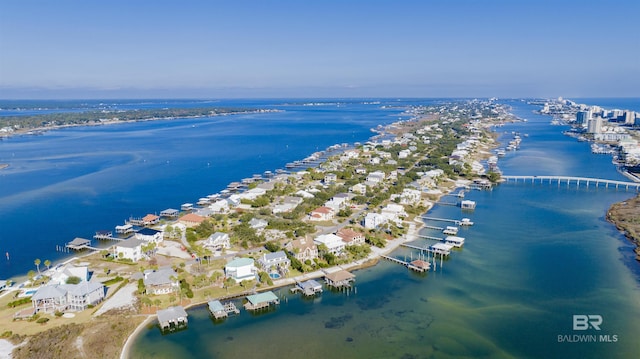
xmin=129 ymin=100 xmax=640 ymax=359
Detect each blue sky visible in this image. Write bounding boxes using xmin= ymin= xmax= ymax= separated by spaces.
xmin=1 ymin=0 xmax=638 ymax=99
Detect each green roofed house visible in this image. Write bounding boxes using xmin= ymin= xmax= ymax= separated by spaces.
xmin=244 ymin=291 xmax=280 ymax=311
xmin=225 ymin=258 xmax=257 ymax=283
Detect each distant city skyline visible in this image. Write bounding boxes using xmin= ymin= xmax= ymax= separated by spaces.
xmin=1 ymin=0 xmax=638 ymax=99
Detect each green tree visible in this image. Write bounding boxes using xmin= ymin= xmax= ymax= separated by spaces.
xmin=66 ymin=276 xmax=82 ymax=284
xmin=34 ymin=258 xmax=41 ymax=275
xmin=44 ymin=259 xmax=51 ymax=271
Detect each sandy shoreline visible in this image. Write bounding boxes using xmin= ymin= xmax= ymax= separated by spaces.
xmin=0 ymin=339 xmax=15 ymax=359
xmin=118 ymin=213 xmax=426 ymax=359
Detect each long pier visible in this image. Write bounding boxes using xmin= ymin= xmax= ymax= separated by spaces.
xmin=419 ymin=216 xmax=460 ymax=224
xmin=502 ymin=175 xmax=640 ymax=191
xmin=380 ymin=255 xmax=429 ymax=272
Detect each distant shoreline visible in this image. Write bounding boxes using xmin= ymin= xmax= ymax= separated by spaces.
xmin=0 ymin=108 xmax=282 ymax=139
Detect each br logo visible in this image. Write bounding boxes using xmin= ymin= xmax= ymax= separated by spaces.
xmin=573 ymin=315 xmax=602 ymax=330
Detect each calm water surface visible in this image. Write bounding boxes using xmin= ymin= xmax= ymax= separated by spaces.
xmin=128 ymin=100 xmax=640 ymax=358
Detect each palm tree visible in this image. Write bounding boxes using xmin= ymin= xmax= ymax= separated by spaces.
xmin=34 ymin=258 xmax=41 ymax=275
xmin=44 ymin=259 xmax=51 ymax=271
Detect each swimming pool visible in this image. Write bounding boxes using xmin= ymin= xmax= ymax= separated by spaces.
xmin=269 ymin=273 xmax=280 ymax=279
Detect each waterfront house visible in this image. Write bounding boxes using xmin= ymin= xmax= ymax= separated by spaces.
xmin=114 ymin=237 xmax=144 ymax=262
xmin=258 ymin=251 xmax=290 ymax=272
xmin=225 ymin=258 xmax=257 ymax=283
xmin=204 ymin=232 xmax=231 ymax=250
xmin=178 ymin=213 xmax=206 ymax=228
xmin=143 ymin=267 xmax=179 ymax=295
xmin=314 ymin=233 xmax=346 ymax=255
xmin=157 ymin=306 xmax=188 ymax=331
xmin=135 ymin=228 xmax=163 ymax=244
xmin=31 ymin=285 xmax=67 ymax=313
xmin=65 ymin=281 xmax=106 ymax=311
xmin=308 ymin=206 xmax=335 ymax=222
xmin=32 ymin=282 xmax=105 ymax=313
xmin=289 ymin=237 xmax=318 ymax=262
xmin=336 ymin=228 xmax=365 ymax=245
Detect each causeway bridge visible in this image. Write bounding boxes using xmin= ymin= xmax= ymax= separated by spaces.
xmin=501 ymin=175 xmax=640 ymax=192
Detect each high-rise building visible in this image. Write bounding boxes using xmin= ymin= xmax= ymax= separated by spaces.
xmin=587 ymin=117 xmax=602 ymax=134
xmin=624 ymin=111 xmax=635 ymax=125
xmin=576 ymin=111 xmax=588 ymax=125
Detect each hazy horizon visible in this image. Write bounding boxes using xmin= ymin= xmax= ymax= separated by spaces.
xmin=1 ymin=0 xmax=639 ymax=99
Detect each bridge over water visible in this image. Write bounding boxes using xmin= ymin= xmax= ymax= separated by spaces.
xmin=501 ymin=175 xmax=640 ymax=192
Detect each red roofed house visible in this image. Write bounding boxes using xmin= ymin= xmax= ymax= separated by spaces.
xmin=179 ymin=213 xmax=206 ymax=228
xmin=336 ymin=228 xmax=366 ymax=245
xmin=308 ymin=206 xmax=335 ymax=222
xmin=142 ymin=214 xmax=160 ymax=226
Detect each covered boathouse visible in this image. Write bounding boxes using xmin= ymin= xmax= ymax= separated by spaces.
xmin=244 ymin=291 xmax=280 ymax=311
xmin=324 ymin=270 xmax=355 ymax=289
xmin=157 ymin=306 xmax=188 ymax=332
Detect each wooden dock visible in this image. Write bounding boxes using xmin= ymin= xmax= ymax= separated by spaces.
xmin=208 ymin=300 xmax=240 ymax=319
xmin=381 ymin=255 xmax=430 ymax=272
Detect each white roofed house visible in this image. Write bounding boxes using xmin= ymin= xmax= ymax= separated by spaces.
xmin=209 ymin=199 xmax=230 ymax=214
xmin=114 ymin=237 xmax=144 ymax=262
xmin=31 ymin=285 xmax=67 ymax=313
xmin=366 ymin=171 xmax=385 ymax=186
xmin=364 ymin=212 xmax=389 ymax=230
xmin=258 ymin=251 xmax=291 ymax=273
xmin=32 ymin=282 xmax=105 ymax=313
xmin=65 ymin=281 xmax=106 ymax=312
xmin=143 ymin=267 xmax=179 ymax=295
xmin=324 ymin=196 xmax=347 ymax=212
xmin=249 ymin=218 xmax=269 ymax=231
xmin=396 ymin=188 xmax=422 ymax=206
xmin=204 ymin=232 xmax=231 ymax=250
xmin=314 ymin=233 xmax=346 ymax=255
xmin=225 ymin=258 xmax=257 ymax=283
xmin=272 ymin=196 xmax=303 ymax=214
xmin=381 ymin=203 xmax=408 ymax=225
xmin=135 ymin=228 xmax=164 ymax=244
xmin=49 ymin=264 xmax=89 ymax=285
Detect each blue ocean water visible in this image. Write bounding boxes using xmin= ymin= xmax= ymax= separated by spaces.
xmin=0 ymin=99 xmax=436 ymax=278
